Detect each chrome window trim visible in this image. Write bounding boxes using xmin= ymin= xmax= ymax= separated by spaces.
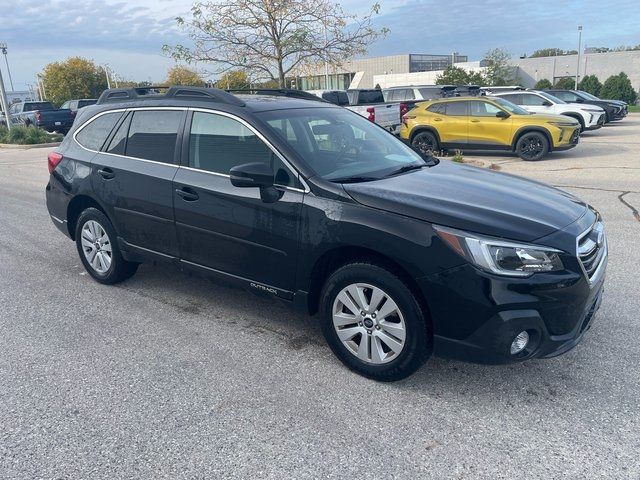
xmin=188 ymin=107 xmax=310 ymax=193
xmin=73 ymin=106 xmax=310 ymax=194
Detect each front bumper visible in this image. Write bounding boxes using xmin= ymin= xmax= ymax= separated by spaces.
xmin=420 ymin=246 xmax=607 ymax=364
xmin=585 ymin=113 xmax=606 ymax=130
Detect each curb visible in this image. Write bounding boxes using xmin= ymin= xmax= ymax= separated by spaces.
xmin=0 ymin=142 xmax=61 ymax=149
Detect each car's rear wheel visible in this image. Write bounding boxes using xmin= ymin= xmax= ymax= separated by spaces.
xmin=411 ymin=131 xmax=439 ymax=156
xmin=320 ymin=262 xmax=431 ymax=381
xmin=515 ymin=132 xmax=549 ymax=161
xmin=75 ymin=208 xmax=138 ymax=284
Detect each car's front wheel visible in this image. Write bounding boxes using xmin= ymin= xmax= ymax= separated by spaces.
xmin=75 ymin=208 xmax=138 ymax=284
xmin=320 ymin=262 xmax=432 ymax=381
xmin=515 ymin=132 xmax=549 ymax=161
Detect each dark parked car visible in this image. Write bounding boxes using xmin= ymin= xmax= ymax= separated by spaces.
xmin=545 ymin=89 xmax=627 ymax=122
xmin=8 ymin=101 xmax=74 ymax=133
xmin=46 ymin=86 xmax=607 ymax=381
xmin=60 ymin=98 xmax=98 ymax=115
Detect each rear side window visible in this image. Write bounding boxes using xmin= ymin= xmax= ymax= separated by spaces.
xmin=443 ymin=101 xmax=468 ymax=116
xmin=521 ymin=94 xmax=548 ymax=106
xmin=427 ymin=103 xmax=445 ymax=114
xmin=189 ymin=111 xmax=300 ymax=188
xmin=125 ymin=110 xmax=183 ymax=164
xmin=75 ymin=112 xmax=124 ymax=151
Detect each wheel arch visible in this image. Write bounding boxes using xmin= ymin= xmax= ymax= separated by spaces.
xmin=305 ymin=246 xmax=432 ymax=328
xmin=66 ymin=194 xmax=110 ymax=240
xmin=409 ymin=125 xmax=441 ymax=144
xmin=560 ymin=112 xmax=585 ymax=130
xmin=512 ymin=127 xmax=553 ymax=152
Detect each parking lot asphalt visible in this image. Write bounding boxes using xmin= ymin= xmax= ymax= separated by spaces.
xmin=1 ymin=117 xmax=639 ymax=479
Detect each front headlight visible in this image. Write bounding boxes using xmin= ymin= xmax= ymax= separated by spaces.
xmin=548 ymin=121 xmax=578 ymax=127
xmin=434 ymin=226 xmax=564 ymax=277
xmin=583 ymin=108 xmax=603 ymax=113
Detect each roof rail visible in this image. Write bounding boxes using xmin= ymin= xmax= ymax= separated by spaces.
xmin=226 ymin=88 xmax=328 ymax=103
xmin=96 ymin=86 xmax=246 ymax=107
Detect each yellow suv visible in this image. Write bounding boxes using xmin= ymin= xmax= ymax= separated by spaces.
xmin=400 ymin=96 xmax=581 ymax=161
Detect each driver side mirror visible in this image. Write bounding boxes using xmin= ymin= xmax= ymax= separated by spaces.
xmin=542 ymin=100 xmax=552 ymax=107
xmin=496 ymin=110 xmax=510 ymax=119
xmin=575 ymin=97 xmax=584 ymax=103
xmin=229 ymin=162 xmax=282 ymax=203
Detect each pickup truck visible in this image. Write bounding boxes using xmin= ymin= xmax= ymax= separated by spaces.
xmin=8 ymin=101 xmax=74 ymax=133
xmin=346 ymin=89 xmax=404 ymax=135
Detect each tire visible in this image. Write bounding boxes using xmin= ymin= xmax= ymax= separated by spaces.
xmin=75 ymin=207 xmax=138 ymax=284
xmin=319 ymin=262 xmax=432 ymax=381
xmin=515 ymin=131 xmax=549 ymax=161
xmin=411 ymin=131 xmax=439 ymax=156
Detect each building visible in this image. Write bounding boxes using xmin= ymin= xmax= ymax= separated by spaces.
xmin=510 ymin=50 xmax=640 ymax=91
xmin=295 ymin=53 xmax=468 ymax=90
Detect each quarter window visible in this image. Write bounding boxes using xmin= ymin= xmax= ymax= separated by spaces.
xmin=125 ymin=110 xmax=183 ymax=164
xmin=189 ymin=112 xmax=300 ymax=188
xmin=75 ymin=112 xmax=124 ymax=151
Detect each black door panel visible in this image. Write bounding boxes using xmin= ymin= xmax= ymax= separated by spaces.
xmin=173 ymin=168 xmax=302 ymax=291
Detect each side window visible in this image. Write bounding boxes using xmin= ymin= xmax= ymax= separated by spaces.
xmin=189 ymin=111 xmax=300 ymax=188
xmin=521 ymin=94 xmax=548 ymax=106
xmin=125 ymin=110 xmax=183 ymax=164
xmin=427 ymin=103 xmax=445 ymax=114
xmin=405 ymin=89 xmax=415 ymax=101
xmin=75 ymin=112 xmax=124 ymax=151
xmin=500 ymin=93 xmax=523 ymax=104
xmin=9 ymin=104 xmax=18 ymax=114
xmin=469 ymin=101 xmax=502 ymax=117
xmin=105 ymin=112 xmax=131 ymax=155
xmin=444 ymin=101 xmax=468 ymax=116
xmin=60 ymin=101 xmax=70 ymax=109
xmin=554 ymin=91 xmax=576 ymax=102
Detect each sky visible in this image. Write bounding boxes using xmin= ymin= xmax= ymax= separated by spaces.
xmin=1 ymin=0 xmax=639 ymax=92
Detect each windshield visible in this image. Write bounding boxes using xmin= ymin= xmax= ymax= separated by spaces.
xmin=492 ymin=98 xmax=530 ymax=115
xmin=537 ymin=91 xmax=566 ymax=104
xmin=258 ymin=107 xmax=427 ymax=182
xmin=579 ymin=91 xmax=600 ymax=101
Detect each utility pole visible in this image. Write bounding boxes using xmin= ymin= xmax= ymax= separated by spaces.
xmin=575 ymin=25 xmax=583 ymax=89
xmin=0 ymin=43 xmax=14 ymax=91
xmin=103 ymin=66 xmax=111 ymax=89
xmin=324 ymin=23 xmax=330 ymax=90
xmin=0 ymin=66 xmax=12 ymax=131
xmin=38 ymin=74 xmax=47 ymax=100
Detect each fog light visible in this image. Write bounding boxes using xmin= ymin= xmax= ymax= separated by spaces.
xmin=510 ymin=331 xmax=530 ymax=355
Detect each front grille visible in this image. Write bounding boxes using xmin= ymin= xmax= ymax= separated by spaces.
xmin=577 ymin=220 xmax=606 ymax=280
xmin=570 ymin=130 xmax=580 ymax=144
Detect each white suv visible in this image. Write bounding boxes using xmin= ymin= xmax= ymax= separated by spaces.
xmin=494 ymin=90 xmax=605 ymax=131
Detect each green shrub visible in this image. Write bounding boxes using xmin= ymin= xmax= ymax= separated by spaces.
xmin=554 ymin=77 xmax=575 ymax=89
xmin=600 ymin=73 xmax=638 ymax=104
xmin=451 ymin=149 xmax=464 ymax=163
xmin=0 ymin=125 xmax=62 ymax=145
xmin=578 ymin=75 xmax=602 ymax=97
xmin=534 ymin=79 xmax=553 ymax=89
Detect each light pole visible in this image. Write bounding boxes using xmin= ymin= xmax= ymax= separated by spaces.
xmin=103 ymin=65 xmax=112 ymax=89
xmin=37 ymin=74 xmax=47 ymax=100
xmin=575 ymin=25 xmax=582 ymax=89
xmin=323 ymin=24 xmax=330 ymax=90
xmin=0 ymin=43 xmax=14 ymax=91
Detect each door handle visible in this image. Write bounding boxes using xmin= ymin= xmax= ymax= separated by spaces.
xmin=470 ymin=119 xmax=480 ymax=123
xmin=97 ymin=168 xmax=115 ymax=180
xmin=433 ymin=117 xmax=442 ymax=121
xmin=175 ymin=188 xmax=199 ymax=202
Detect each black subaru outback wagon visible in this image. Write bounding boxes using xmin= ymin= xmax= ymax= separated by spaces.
xmin=46 ymin=86 xmax=607 ymax=381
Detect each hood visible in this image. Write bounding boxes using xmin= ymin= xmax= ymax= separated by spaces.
xmin=343 ymin=161 xmax=588 ymax=242
xmin=522 ymin=113 xmax=580 ymax=125
xmin=566 ymin=102 xmax=604 ymax=112
xmin=601 ymin=99 xmax=627 ymax=106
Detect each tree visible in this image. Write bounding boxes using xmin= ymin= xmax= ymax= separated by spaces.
xmin=163 ymin=0 xmax=387 ymax=87
xmin=436 ymin=66 xmax=486 ymax=86
xmin=166 ymin=65 xmax=206 ymax=86
xmin=483 ymin=48 xmax=515 ymax=86
xmin=554 ymin=77 xmax=575 ymax=89
xmin=578 ymin=75 xmax=602 ymax=96
xmin=41 ymin=57 xmax=107 ymax=106
xmin=600 ymin=72 xmax=638 ymax=103
xmin=534 ymin=78 xmax=553 ymax=89
xmin=530 ymin=48 xmax=577 ymax=58
xmin=215 ymin=70 xmax=250 ymax=90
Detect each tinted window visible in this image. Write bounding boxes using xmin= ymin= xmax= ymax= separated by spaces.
xmin=354 ymin=90 xmax=384 ymax=104
xmin=78 ymin=100 xmax=97 ymax=109
xmin=444 ymin=101 xmax=468 ymax=116
xmin=499 ymin=93 xmax=523 ymax=104
xmin=125 ymin=110 xmax=182 ymax=164
xmin=76 ymin=112 xmax=124 ymax=151
xmin=105 ymin=112 xmax=130 ymax=155
xmin=322 ymin=92 xmax=349 ymax=106
xmin=189 ymin=112 xmax=299 ymax=188
xmin=469 ymin=101 xmax=502 ymax=117
xmin=418 ymin=88 xmax=442 ymax=100
xmin=427 ymin=103 xmax=445 ymax=114
xmin=24 ymin=102 xmax=54 ymax=111
xmin=521 ymin=93 xmax=548 ymax=106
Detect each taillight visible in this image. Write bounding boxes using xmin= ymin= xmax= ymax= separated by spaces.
xmin=366 ymin=107 xmax=375 ymax=123
xmin=400 ymin=103 xmax=409 ymax=118
xmin=402 ymin=114 xmax=416 ymax=126
xmin=35 ymin=111 xmax=42 ymax=122
xmin=48 ymin=152 xmax=63 ymax=173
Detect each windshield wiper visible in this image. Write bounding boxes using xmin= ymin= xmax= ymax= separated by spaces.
xmin=329 ymin=175 xmax=381 ymax=184
xmin=383 ymin=163 xmax=429 ymax=178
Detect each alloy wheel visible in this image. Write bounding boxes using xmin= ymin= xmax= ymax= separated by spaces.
xmin=332 ymin=283 xmax=406 ymax=364
xmin=414 ymin=135 xmax=436 ymax=156
xmin=80 ymin=220 xmax=112 ymax=274
xmin=520 ymin=136 xmax=544 ymax=160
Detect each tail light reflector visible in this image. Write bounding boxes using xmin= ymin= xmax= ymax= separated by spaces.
xmin=35 ymin=111 xmax=42 ymax=122
xmin=400 ymin=103 xmax=409 ymax=118
xmin=366 ymin=107 xmax=375 ymax=123
xmin=48 ymin=152 xmax=63 ymax=173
